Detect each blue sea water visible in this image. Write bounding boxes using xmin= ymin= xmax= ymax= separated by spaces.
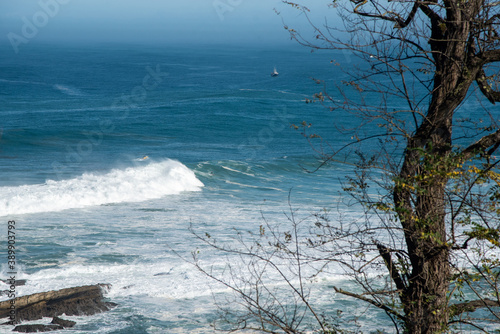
xmin=0 ymin=41 xmax=442 ymax=333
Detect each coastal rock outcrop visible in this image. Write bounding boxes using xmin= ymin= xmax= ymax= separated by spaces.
xmin=11 ymin=316 xmax=77 ymax=332
xmin=0 ymin=284 xmax=116 ymax=329
xmin=13 ymin=324 xmax=63 ymax=332
xmin=50 ymin=316 xmax=76 ymax=328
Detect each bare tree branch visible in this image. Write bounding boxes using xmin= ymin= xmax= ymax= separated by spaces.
xmin=450 ymin=299 xmax=500 ymax=317
xmin=476 ymin=69 xmax=500 ymax=104
xmin=334 ymin=286 xmax=405 ymax=321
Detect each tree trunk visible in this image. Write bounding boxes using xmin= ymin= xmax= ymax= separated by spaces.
xmin=392 ymin=4 xmax=487 ymax=331
xmin=402 ymin=207 xmax=450 ymax=333
xmin=397 ymin=155 xmax=451 ymax=333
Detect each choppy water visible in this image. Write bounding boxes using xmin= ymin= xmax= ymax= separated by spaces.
xmin=1 ymin=41 xmax=488 ymax=333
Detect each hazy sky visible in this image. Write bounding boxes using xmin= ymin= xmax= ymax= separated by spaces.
xmin=0 ymin=0 xmax=339 ymax=47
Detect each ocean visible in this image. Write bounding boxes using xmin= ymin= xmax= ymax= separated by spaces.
xmin=0 ymin=41 xmax=423 ymax=333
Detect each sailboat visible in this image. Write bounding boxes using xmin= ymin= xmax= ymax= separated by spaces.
xmin=271 ymin=67 xmax=279 ymax=77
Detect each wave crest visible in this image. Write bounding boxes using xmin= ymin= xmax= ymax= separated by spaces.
xmin=0 ymin=160 xmax=203 ymax=216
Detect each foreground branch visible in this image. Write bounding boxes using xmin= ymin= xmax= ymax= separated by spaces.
xmin=334 ymin=287 xmax=404 ymax=322
xmin=450 ymin=299 xmax=500 ymax=317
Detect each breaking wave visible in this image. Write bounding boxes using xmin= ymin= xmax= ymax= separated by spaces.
xmin=0 ymin=160 xmax=203 ymax=216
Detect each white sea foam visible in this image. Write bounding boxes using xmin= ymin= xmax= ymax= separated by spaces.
xmin=0 ymin=160 xmax=203 ymax=216
xmin=53 ymin=84 xmax=83 ymax=96
xmin=221 ymin=165 xmax=255 ymax=177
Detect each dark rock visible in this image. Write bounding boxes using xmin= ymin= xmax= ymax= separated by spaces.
xmin=13 ymin=324 xmax=63 ymax=332
xmin=121 ymin=284 xmax=135 ymax=290
xmin=0 ymin=284 xmax=115 ymax=324
xmin=51 ymin=316 xmax=76 ymax=328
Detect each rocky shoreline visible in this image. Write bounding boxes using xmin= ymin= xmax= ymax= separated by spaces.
xmin=0 ymin=284 xmax=116 ymax=332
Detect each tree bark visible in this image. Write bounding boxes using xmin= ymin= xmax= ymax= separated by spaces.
xmin=393 ymin=3 xmax=487 ymax=332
